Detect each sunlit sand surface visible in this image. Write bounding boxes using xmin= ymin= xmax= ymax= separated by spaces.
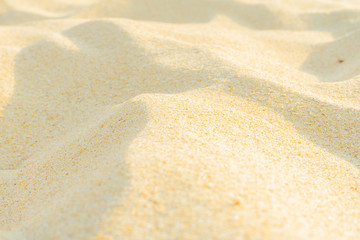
xmin=1 ymin=0 xmax=360 ymax=239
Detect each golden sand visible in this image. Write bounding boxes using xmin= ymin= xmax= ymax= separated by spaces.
xmin=1 ymin=0 xmax=360 ymax=239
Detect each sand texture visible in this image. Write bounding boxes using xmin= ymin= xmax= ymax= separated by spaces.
xmin=1 ymin=0 xmax=360 ymax=239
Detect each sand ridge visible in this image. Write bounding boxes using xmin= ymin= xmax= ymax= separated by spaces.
xmin=1 ymin=0 xmax=360 ymax=239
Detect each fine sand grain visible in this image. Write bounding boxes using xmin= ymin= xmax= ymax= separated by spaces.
xmin=1 ymin=0 xmax=360 ymax=239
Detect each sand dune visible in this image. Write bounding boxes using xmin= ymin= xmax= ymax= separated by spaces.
xmin=1 ymin=0 xmax=360 ymax=239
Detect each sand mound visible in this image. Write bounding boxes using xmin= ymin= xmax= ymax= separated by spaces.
xmin=1 ymin=0 xmax=360 ymax=239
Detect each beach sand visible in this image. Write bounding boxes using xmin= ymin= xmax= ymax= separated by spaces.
xmin=1 ymin=0 xmax=360 ymax=239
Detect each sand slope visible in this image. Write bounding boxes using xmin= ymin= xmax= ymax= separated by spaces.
xmin=1 ymin=0 xmax=360 ymax=239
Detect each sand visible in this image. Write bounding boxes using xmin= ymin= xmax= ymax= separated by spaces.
xmin=1 ymin=0 xmax=360 ymax=239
